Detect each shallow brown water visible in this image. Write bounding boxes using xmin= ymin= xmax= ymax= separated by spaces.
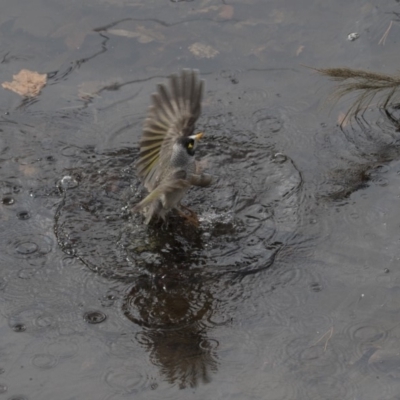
xmin=2 ymin=0 xmax=400 ymax=399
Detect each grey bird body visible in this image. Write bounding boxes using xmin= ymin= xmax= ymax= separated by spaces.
xmin=133 ymin=69 xmax=212 ymax=224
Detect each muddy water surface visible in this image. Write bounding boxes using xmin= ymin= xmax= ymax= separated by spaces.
xmin=1 ymin=0 xmax=400 ymax=399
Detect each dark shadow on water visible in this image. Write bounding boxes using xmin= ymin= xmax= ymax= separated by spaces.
xmin=318 ymin=107 xmax=400 ymax=202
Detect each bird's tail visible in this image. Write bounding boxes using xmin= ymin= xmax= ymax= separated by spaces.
xmin=132 ymin=179 xmax=191 ymax=223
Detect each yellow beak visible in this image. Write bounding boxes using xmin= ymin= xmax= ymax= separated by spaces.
xmin=192 ymin=132 xmax=204 ymax=140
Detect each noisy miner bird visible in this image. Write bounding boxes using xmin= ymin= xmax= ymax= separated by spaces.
xmin=133 ymin=69 xmax=213 ymax=224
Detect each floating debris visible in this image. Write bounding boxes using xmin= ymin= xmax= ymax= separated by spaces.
xmin=2 ymin=69 xmax=47 ymax=97
xmin=347 ymin=32 xmax=360 ymax=41
xmin=313 ymin=66 xmax=400 ymax=121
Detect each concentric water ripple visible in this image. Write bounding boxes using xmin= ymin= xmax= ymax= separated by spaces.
xmin=122 ymin=274 xmax=214 ymax=329
xmin=284 ymin=334 xmax=354 ymax=399
xmin=8 ymin=306 xmax=57 ymax=334
xmin=103 ymin=364 xmax=152 ymax=393
xmin=6 ymin=234 xmax=53 ymax=260
xmin=55 ymin=127 xmax=307 ymax=284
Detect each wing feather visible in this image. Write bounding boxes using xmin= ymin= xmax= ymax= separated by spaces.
xmin=136 ymin=69 xmax=204 ymax=191
xmin=132 ymin=179 xmax=191 ymax=213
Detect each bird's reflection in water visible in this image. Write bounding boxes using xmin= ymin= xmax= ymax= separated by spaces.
xmin=143 ymin=328 xmax=218 ymax=388
xmin=122 ymin=221 xmax=220 ymax=388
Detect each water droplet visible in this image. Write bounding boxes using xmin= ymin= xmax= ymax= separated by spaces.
xmin=12 ymin=324 xmax=26 ymax=333
xmin=384 ymin=268 xmax=390 ymax=274
xmin=199 ymin=338 xmax=219 ymax=351
xmin=2 ymin=196 xmax=15 ymax=206
xmin=60 ymin=175 xmax=78 ymax=189
xmin=16 ymin=242 xmax=38 ymax=255
xmin=83 ymin=311 xmax=107 ymax=324
xmin=273 ymin=153 xmax=287 ymax=163
xmin=8 ymin=235 xmax=53 ymax=259
xmin=101 ymin=293 xmax=117 ymax=307
xmin=0 ymin=384 xmax=7 ymax=394
xmin=16 ymin=211 xmax=30 ymax=220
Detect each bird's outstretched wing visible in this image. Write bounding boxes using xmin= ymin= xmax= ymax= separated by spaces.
xmin=136 ymin=69 xmax=204 ymax=191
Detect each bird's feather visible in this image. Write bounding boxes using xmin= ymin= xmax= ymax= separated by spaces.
xmin=189 ymin=173 xmax=213 ymax=187
xmin=136 ymin=69 xmax=204 ymax=191
xmin=132 ymin=179 xmax=191 ymax=213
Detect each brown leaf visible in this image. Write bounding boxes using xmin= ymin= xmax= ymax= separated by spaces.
xmin=2 ymin=69 xmax=47 ymax=97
